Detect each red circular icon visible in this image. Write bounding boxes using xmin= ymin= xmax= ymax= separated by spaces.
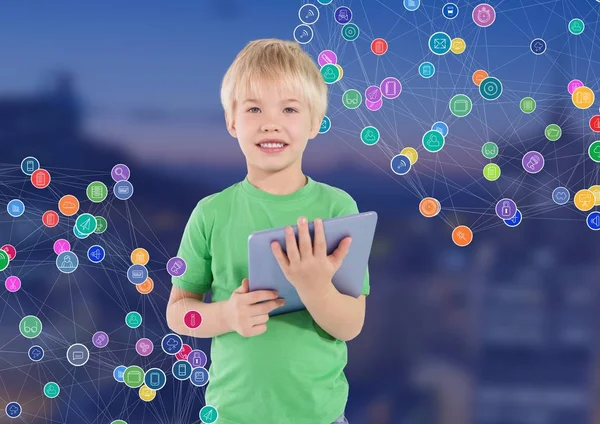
xmin=42 ymin=211 xmax=59 ymax=228
xmin=184 ymin=310 xmax=202 ymax=329
xmin=175 ymin=343 xmax=192 ymax=360
xmin=1 ymin=244 xmax=16 ymax=261
xmin=590 ymin=115 xmax=600 ymax=132
xmin=31 ymin=169 xmax=51 ymax=189
xmin=371 ymin=38 xmax=388 ymax=55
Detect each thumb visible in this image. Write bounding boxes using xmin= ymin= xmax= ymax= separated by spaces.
xmin=330 ymin=237 xmax=352 ymax=266
xmin=234 ymin=278 xmax=250 ymax=294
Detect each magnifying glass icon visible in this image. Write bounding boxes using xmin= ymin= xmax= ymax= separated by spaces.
xmin=115 ymin=167 xmax=124 ymax=177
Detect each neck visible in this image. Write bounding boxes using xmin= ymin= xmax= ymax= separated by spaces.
xmin=246 ymin=164 xmax=307 ymax=195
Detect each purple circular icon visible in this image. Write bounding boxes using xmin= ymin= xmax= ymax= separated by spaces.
xmin=167 ymin=257 xmax=187 ymax=277
xmin=92 ymin=331 xmax=110 ymax=348
xmin=380 ymin=77 xmax=402 ymax=99
xmin=522 ymin=151 xmax=545 ymax=174
xmin=472 ymin=3 xmax=496 ymax=27
xmin=365 ymin=85 xmax=382 ymax=103
xmin=187 ymin=349 xmax=207 ymax=368
xmin=334 ymin=6 xmax=352 ymax=24
xmin=365 ymin=98 xmax=383 ymax=111
xmin=317 ymin=50 xmax=338 ymax=67
xmin=568 ymin=79 xmax=584 ymax=95
xmin=135 ymin=338 xmax=154 ymax=356
xmin=53 ymin=239 xmax=71 ymax=255
xmin=495 ymin=198 xmax=517 ymax=220
xmin=111 ymin=164 xmax=130 ymax=182
xmin=5 ymin=276 xmax=21 ymax=293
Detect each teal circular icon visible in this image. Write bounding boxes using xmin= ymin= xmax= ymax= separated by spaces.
xmin=317 ymin=0 xmax=333 ymax=4
xmin=422 ymin=130 xmax=445 ymax=153
xmin=56 ymin=251 xmax=79 ymax=274
xmin=568 ymin=18 xmax=584 ymax=35
xmin=449 ymin=94 xmax=472 ymax=117
xmin=479 ymin=77 xmax=502 ymax=100
xmin=19 ymin=315 xmax=42 ymax=339
xmin=361 ymin=126 xmax=380 ymax=145
xmin=320 ymin=64 xmax=340 ymax=84
xmin=428 ymin=31 xmax=451 ymax=55
xmin=482 ymin=142 xmax=499 ymax=159
xmin=200 ymin=405 xmax=219 ymax=423
xmin=126 ymin=311 xmax=142 ymax=329
xmin=341 ymin=23 xmax=359 ymax=41
xmin=0 ymin=250 xmax=9 ymax=272
xmin=43 ymin=382 xmax=60 ymax=399
xmin=75 ymin=213 xmax=97 ymax=235
xmin=20 ymin=156 xmax=40 ymax=175
xmin=545 ymin=124 xmax=562 ymax=141
xmin=144 ymin=368 xmax=167 ymax=391
xmin=520 ymin=97 xmax=536 ymax=113
xmin=419 ymin=62 xmax=435 ymax=78
xmin=319 ymin=116 xmax=331 ymax=134
xmin=342 ymin=89 xmax=362 ymax=109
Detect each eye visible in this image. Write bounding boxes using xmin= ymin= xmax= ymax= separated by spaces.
xmin=247 ymin=107 xmax=260 ymax=113
xmin=284 ymin=107 xmax=298 ymax=113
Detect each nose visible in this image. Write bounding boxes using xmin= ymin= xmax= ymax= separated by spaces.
xmin=259 ymin=112 xmax=281 ymax=132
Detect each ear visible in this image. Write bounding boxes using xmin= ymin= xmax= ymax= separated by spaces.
xmin=225 ymin=111 xmax=237 ymax=138
xmin=308 ymin=116 xmax=322 ymax=140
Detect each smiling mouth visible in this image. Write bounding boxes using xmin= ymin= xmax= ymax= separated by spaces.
xmin=256 ymin=141 xmax=288 ymax=153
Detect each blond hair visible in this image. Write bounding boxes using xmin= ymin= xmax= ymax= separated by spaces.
xmin=220 ymin=38 xmax=327 ymax=130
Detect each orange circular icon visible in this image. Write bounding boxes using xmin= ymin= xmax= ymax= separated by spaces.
xmin=452 ymin=225 xmax=473 ymax=247
xmin=136 ymin=277 xmax=154 ymax=295
xmin=472 ymin=70 xmax=488 ymax=86
xmin=58 ymin=195 xmax=80 ymax=216
xmin=131 ymin=248 xmax=150 ymax=265
xmin=419 ymin=197 xmax=441 ymax=218
xmin=574 ymin=189 xmax=595 ymax=211
xmin=371 ymin=38 xmax=388 ymax=55
xmin=31 ymin=169 xmax=51 ymax=189
xmin=42 ymin=210 xmax=59 ymax=228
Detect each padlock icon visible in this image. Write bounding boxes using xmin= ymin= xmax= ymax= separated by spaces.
xmin=502 ymin=201 xmax=510 ymax=216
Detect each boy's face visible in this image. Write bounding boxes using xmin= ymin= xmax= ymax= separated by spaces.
xmin=226 ymin=80 xmax=320 ymax=175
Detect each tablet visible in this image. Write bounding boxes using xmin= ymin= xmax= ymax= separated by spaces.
xmin=247 ymin=211 xmax=377 ymax=316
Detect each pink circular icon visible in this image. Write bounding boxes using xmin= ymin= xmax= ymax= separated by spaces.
xmin=135 ymin=338 xmax=154 ymax=356
xmin=1 ymin=244 xmax=16 ymax=261
xmin=184 ymin=310 xmax=202 ymax=329
xmin=473 ymin=3 xmax=496 ymax=27
xmin=365 ymin=85 xmax=382 ymax=103
xmin=366 ymin=98 xmax=383 ymax=111
xmin=176 ymin=343 xmax=192 ymax=360
xmin=380 ymin=77 xmax=402 ymax=99
xmin=53 ymin=239 xmax=71 ymax=255
xmin=568 ymin=79 xmax=584 ymax=95
xmin=317 ymin=50 xmax=338 ymax=67
xmin=5 ymin=276 xmax=21 ymax=292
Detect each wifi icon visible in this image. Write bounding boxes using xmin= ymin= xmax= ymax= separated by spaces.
xmin=294 ymin=24 xmax=314 ymax=44
xmin=298 ymin=4 xmax=320 ymax=24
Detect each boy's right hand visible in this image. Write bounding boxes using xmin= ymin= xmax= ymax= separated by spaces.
xmin=224 ymin=278 xmax=285 ymax=337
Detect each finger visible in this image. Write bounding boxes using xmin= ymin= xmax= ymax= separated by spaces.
xmin=271 ymin=241 xmax=290 ymax=269
xmin=329 ymin=237 xmax=352 ymax=267
xmin=313 ymin=218 xmax=327 ymax=257
xmin=247 ymin=289 xmax=280 ymax=305
xmin=297 ymin=216 xmax=313 ymax=259
xmin=251 ymin=313 xmax=270 ymax=326
xmin=234 ymin=278 xmax=250 ymax=294
xmin=249 ymin=298 xmax=285 ymax=316
xmin=284 ymin=225 xmax=301 ymax=263
xmin=248 ymin=323 xmax=267 ymax=337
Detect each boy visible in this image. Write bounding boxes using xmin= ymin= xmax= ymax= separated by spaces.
xmin=166 ymin=38 xmax=370 ymax=424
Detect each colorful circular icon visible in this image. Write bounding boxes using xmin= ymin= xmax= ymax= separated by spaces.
xmin=568 ymin=18 xmax=585 ymax=35
xmin=552 ymin=187 xmax=570 ymax=205
xmin=184 ymin=310 xmax=203 ymax=329
xmin=87 ymin=245 xmax=105 ymax=263
xmin=479 ymin=77 xmax=502 ymax=100
xmin=442 ymin=3 xmax=459 ymax=19
xmin=42 ymin=210 xmax=59 ymax=228
xmin=419 ymin=197 xmax=441 ymax=218
xmin=75 ymin=212 xmax=97 ymax=235
xmin=73 ymin=225 xmax=89 ymax=240
xmin=452 ymin=225 xmax=473 ymax=247
xmin=188 ymin=349 xmax=208 ymax=368
xmin=449 ymin=94 xmax=472 ymax=117
xmin=0 ymin=250 xmax=9 ymax=272
xmin=390 ymin=154 xmax=412 ymax=176
xmin=334 ymin=6 xmax=352 ymax=24
xmin=190 ymin=367 xmax=210 ymax=387
xmin=162 ymin=333 xmax=183 ymax=355
xmin=335 ymin=64 xmax=343 ymax=82
xmin=495 ymin=198 xmax=517 ymax=220
xmin=293 ymin=24 xmax=314 ymax=44
xmin=56 ymin=251 xmax=79 ymax=274
xmin=588 ymin=141 xmax=600 ymax=162
xmin=586 ymin=211 xmax=600 ymax=231
xmin=473 ymin=3 xmax=496 ymax=27
xmin=530 ymin=38 xmax=547 ymax=55
xmin=125 ymin=311 xmax=142 ymax=329
xmin=111 ymin=164 xmax=131 ymax=182
xmin=317 ymin=50 xmax=337 ymax=67
xmin=365 ymin=98 xmax=382 ymax=111
xmin=504 ymin=209 xmax=522 ymax=227
xmin=131 ymin=248 xmax=150 ymax=265
xmin=321 ymin=64 xmax=340 ymax=84
xmin=341 ymin=23 xmax=360 ymax=41
xmin=572 ymin=86 xmax=595 ymax=109
xmin=520 ymin=97 xmax=536 ymax=113
xmin=365 ymin=85 xmax=382 ymax=103
xmin=483 ymin=163 xmax=501 ymax=181
xmin=574 ymin=189 xmax=595 ymax=211
xmin=86 ymin=181 xmax=108 ymax=203
xmin=113 ymin=365 xmax=127 ymax=382
xmin=66 ymin=343 xmax=89 ymax=366
xmin=94 ymin=216 xmax=108 ymax=234
xmin=43 ymin=382 xmax=60 ymax=399
xmin=380 ymin=77 xmax=402 ymax=99
xmin=403 ymin=0 xmax=421 ymax=11
xmin=167 ymin=257 xmax=187 ymax=277
xmin=1 ymin=244 xmax=16 ymax=261
xmin=113 ymin=181 xmax=134 ymax=200
xmin=200 ymin=405 xmax=219 ymax=424
xmin=136 ymin=338 xmax=154 ymax=357
xmin=568 ymin=79 xmax=584 ymax=95
xmin=92 ymin=331 xmax=110 ymax=348
xmin=589 ymin=115 xmax=600 ymax=132
xmin=429 ymin=31 xmax=451 ymax=55
xmin=419 ymin=62 xmax=435 ymax=78
xmin=28 ymin=345 xmax=44 ymax=362
xmin=21 ymin=156 xmax=40 ymax=175
xmin=472 ymin=70 xmax=488 ymax=86
xmin=176 ymin=343 xmax=193 ymax=360
xmin=19 ymin=315 xmax=42 ymax=338
xmin=144 ymin=368 xmax=167 ymax=391
xmin=5 ymin=276 xmax=21 ymax=293
xmin=31 ymin=169 xmax=51 ymax=189
xmin=545 ymin=124 xmax=562 ymax=141
xmin=136 ymin=277 xmax=154 ymax=295
xmin=319 ymin=116 xmax=331 ymax=134
xmin=123 ymin=365 xmax=145 ymax=388
xmin=7 ymin=199 xmax=25 ymax=217
xmin=451 ymin=38 xmax=466 ymax=54
xmin=58 ymin=195 xmax=80 ymax=216
xmin=53 ymin=239 xmax=70 ymax=255
xmin=361 ymin=126 xmax=380 ymax=145
xmin=127 ymin=264 xmax=148 ymax=284
xmin=422 ymin=130 xmax=445 ymax=153
xmin=111 ymin=421 xmax=127 ymax=424
xmin=139 ymin=385 xmax=156 ymax=402
xmin=589 ymin=185 xmax=600 ymax=206
xmin=342 ymin=89 xmax=362 ymax=109
xmin=400 ymin=147 xmax=418 ymax=164
xmin=482 ymin=142 xmax=499 ymax=159
xmin=522 ymin=151 xmax=545 ymax=174
xmin=5 ymin=401 xmax=22 ymax=418
xmin=317 ymin=0 xmax=333 ymax=5
xmin=298 ymin=3 xmax=320 ymax=25
xmin=371 ymin=38 xmax=388 ymax=55
xmin=173 ymin=360 xmax=193 ymax=381
xmin=432 ymin=121 xmax=448 ymax=137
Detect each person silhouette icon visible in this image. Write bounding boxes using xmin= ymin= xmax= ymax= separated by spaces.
xmin=61 ymin=255 xmax=73 ymax=268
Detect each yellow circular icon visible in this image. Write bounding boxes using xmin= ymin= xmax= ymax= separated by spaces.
xmin=572 ymin=86 xmax=595 ymax=109
xmin=400 ymin=147 xmax=418 ymax=164
xmin=335 ymin=64 xmax=343 ymax=82
xmin=139 ymin=385 xmax=156 ymax=402
xmin=589 ymin=185 xmax=600 ymax=206
xmin=574 ymin=189 xmax=595 ymax=211
xmin=451 ymin=38 xmax=466 ymax=54
xmin=131 ymin=248 xmax=150 ymax=265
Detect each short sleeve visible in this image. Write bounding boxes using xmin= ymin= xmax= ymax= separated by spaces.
xmin=171 ymin=199 xmax=213 ymax=294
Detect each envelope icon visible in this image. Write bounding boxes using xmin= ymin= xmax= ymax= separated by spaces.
xmin=434 ymin=38 xmax=447 ymax=49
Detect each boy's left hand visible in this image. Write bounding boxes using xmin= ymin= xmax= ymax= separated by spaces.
xmin=270 ymin=216 xmax=352 ymax=295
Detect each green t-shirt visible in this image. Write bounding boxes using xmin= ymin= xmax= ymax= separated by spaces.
xmin=172 ymin=175 xmax=370 ymax=424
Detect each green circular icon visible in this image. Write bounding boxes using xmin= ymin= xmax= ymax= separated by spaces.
xmin=422 ymin=130 xmax=445 ymax=153
xmin=545 ymin=124 xmax=562 ymax=141
xmin=520 ymin=97 xmax=536 ymax=113
xmin=123 ymin=365 xmax=145 ymax=388
xmin=589 ymin=141 xmax=600 ymax=162
xmin=342 ymin=89 xmax=362 ymax=109
xmin=341 ymin=23 xmax=359 ymax=41
xmin=482 ymin=142 xmax=499 ymax=159
xmin=200 ymin=405 xmax=219 ymax=424
xmin=479 ymin=77 xmax=503 ymax=101
xmin=75 ymin=213 xmax=98 ymax=235
xmin=449 ymin=94 xmax=472 ymax=117
xmin=126 ymin=311 xmax=142 ymax=329
xmin=111 ymin=421 xmax=127 ymax=424
xmin=94 ymin=216 xmax=107 ymax=234
xmin=86 ymin=181 xmax=108 ymax=203
xmin=483 ymin=163 xmax=501 ymax=181
xmin=44 ymin=382 xmax=60 ymax=399
xmin=0 ymin=250 xmax=9 ymax=272
xmin=361 ymin=126 xmax=380 ymax=145
xmin=569 ymin=18 xmax=584 ymax=35
xmin=321 ymin=64 xmax=340 ymax=84
xmin=19 ymin=315 xmax=42 ymax=339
